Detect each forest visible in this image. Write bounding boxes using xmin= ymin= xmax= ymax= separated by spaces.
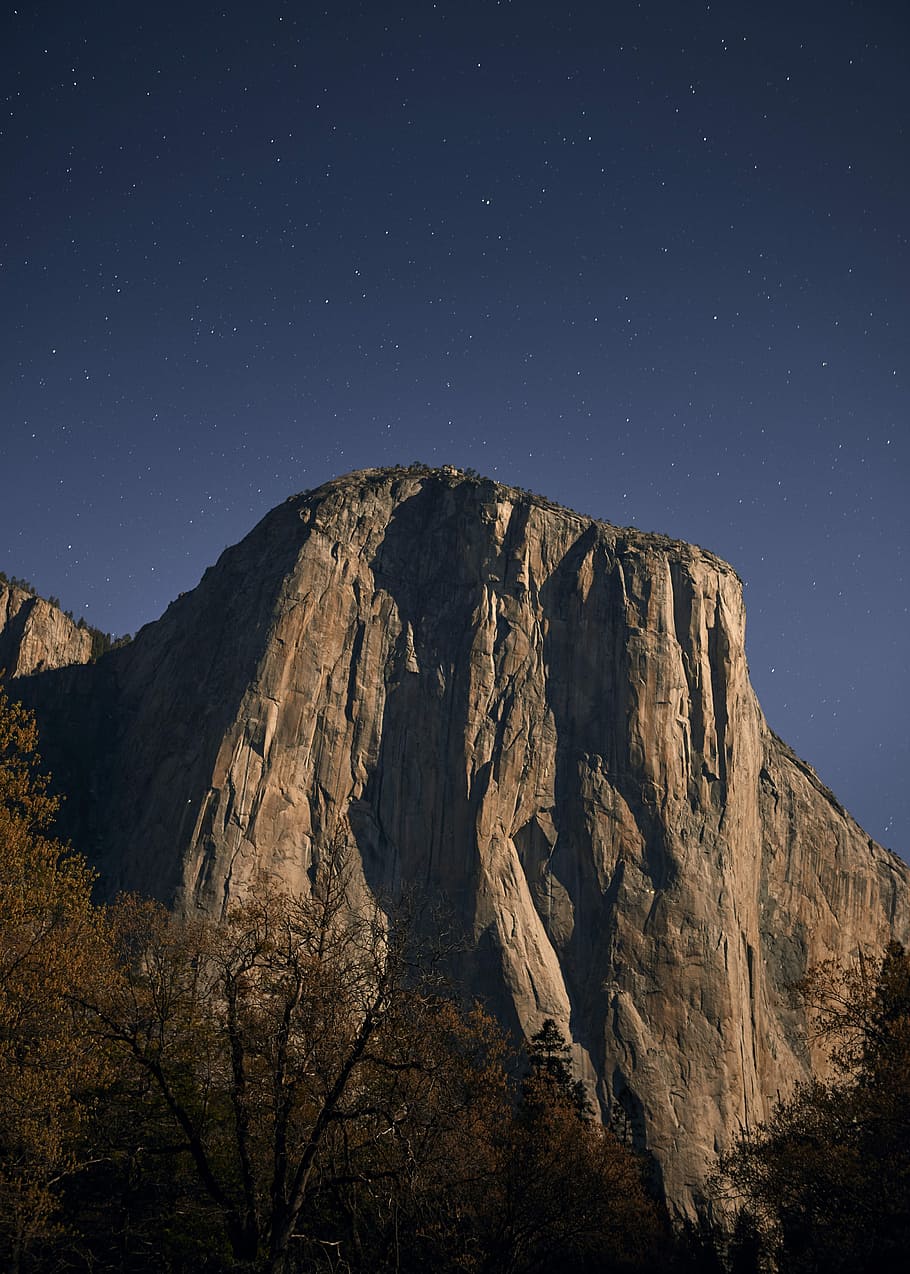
xmin=1 ymin=687 xmax=908 ymax=1274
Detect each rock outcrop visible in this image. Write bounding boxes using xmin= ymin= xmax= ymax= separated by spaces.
xmin=0 ymin=581 xmax=93 ymax=677
xmin=9 ymin=467 xmax=909 ymax=1213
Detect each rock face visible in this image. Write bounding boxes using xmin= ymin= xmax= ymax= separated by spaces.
xmin=9 ymin=468 xmax=909 ymax=1213
xmin=0 ymin=582 xmax=93 ymax=677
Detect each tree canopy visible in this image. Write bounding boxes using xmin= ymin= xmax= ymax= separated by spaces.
xmin=0 ymin=690 xmax=107 ymax=1268
xmin=717 ymin=941 xmax=910 ymax=1273
xmin=0 ymin=689 xmax=726 ymax=1273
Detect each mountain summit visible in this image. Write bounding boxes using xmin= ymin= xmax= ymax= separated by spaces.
xmin=5 ymin=465 xmax=908 ymax=1212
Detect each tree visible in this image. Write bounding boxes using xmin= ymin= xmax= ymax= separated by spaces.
xmin=717 ymin=942 xmax=910 ymax=1273
xmin=308 ymin=997 xmax=513 ymax=1273
xmin=0 ymin=690 xmax=689 ymax=1272
xmin=79 ymin=856 xmax=511 ymax=1274
xmin=477 ymin=1020 xmax=666 ymax=1274
xmin=0 ymin=690 xmax=108 ymax=1270
xmin=524 ymin=1018 xmax=593 ymax=1118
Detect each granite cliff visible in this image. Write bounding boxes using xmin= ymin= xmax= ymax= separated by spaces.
xmin=0 ymin=580 xmax=93 ymax=676
xmin=5 ymin=467 xmax=908 ymax=1213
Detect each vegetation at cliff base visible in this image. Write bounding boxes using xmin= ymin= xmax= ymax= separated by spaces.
xmin=0 ymin=690 xmax=108 ymax=1267
xmin=5 ymin=687 xmax=908 ymax=1273
xmin=0 ymin=691 xmax=668 ymax=1273
xmin=717 ymin=940 xmax=910 ymax=1273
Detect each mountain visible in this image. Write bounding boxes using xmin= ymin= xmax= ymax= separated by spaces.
xmin=0 ymin=578 xmax=93 ymax=676
xmin=4 ymin=465 xmax=908 ymax=1213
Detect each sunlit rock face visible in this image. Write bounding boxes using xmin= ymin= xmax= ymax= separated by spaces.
xmin=11 ymin=468 xmax=909 ymax=1213
xmin=0 ymin=582 xmax=93 ymax=676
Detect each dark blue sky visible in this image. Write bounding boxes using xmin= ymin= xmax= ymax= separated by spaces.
xmin=2 ymin=1 xmax=908 ymax=855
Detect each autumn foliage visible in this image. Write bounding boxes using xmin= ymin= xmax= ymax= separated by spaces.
xmin=717 ymin=941 xmax=910 ymax=1273
xmin=0 ymin=691 xmax=668 ymax=1273
xmin=9 ymin=686 xmax=910 ymax=1274
xmin=0 ymin=690 xmax=107 ymax=1267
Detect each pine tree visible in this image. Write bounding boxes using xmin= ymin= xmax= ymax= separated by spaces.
xmin=525 ymin=1018 xmax=593 ymax=1118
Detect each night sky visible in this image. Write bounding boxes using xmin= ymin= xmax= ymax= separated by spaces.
xmin=2 ymin=2 xmax=908 ymax=855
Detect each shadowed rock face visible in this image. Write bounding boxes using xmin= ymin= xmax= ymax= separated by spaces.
xmin=7 ymin=468 xmax=909 ymax=1212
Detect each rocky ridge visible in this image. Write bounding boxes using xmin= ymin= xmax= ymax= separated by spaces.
xmin=5 ymin=466 xmax=908 ymax=1213
xmin=0 ymin=580 xmax=93 ymax=676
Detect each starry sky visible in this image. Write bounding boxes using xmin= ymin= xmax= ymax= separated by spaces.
xmin=2 ymin=1 xmax=908 ymax=855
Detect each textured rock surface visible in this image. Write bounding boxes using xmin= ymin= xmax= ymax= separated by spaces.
xmin=11 ymin=468 xmax=910 ymax=1212
xmin=0 ymin=582 xmax=93 ymax=677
